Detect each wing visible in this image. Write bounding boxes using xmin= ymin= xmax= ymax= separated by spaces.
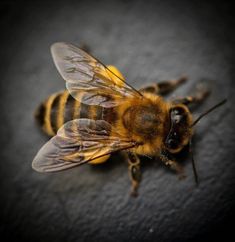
xmin=32 ymin=119 xmax=137 ymax=172
xmin=51 ymin=42 xmax=142 ymax=108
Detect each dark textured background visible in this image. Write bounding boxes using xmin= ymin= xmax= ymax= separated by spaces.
xmin=0 ymin=1 xmax=234 ymax=241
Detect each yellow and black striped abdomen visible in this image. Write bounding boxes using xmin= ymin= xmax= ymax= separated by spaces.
xmin=35 ymin=90 xmax=105 ymax=137
xmin=35 ymin=65 xmax=124 ymax=164
xmin=35 ymin=90 xmax=118 ymax=165
xmin=35 ymin=90 xmax=117 ymax=136
xmin=35 ymin=65 xmax=125 ymax=137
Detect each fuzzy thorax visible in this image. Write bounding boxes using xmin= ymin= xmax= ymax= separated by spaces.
xmin=116 ymin=92 xmax=170 ymax=156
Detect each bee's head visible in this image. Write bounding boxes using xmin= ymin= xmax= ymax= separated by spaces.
xmin=163 ymin=99 xmax=226 ymax=185
xmin=165 ymin=104 xmax=193 ymax=153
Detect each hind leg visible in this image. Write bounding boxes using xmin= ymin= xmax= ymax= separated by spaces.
xmin=139 ymin=76 xmax=187 ymax=95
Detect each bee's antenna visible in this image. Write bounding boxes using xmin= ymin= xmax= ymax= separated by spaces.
xmin=191 ymin=99 xmax=227 ymax=127
xmin=189 ymin=99 xmax=227 ymax=185
xmin=189 ymin=140 xmax=199 ymax=185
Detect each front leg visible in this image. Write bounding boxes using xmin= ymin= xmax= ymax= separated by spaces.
xmin=127 ymin=152 xmax=141 ymax=197
xmin=160 ymin=152 xmax=186 ymax=180
xmin=139 ymin=76 xmax=187 ymax=95
xmin=172 ymin=84 xmax=210 ymax=106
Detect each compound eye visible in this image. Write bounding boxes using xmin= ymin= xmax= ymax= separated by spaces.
xmin=172 ymin=110 xmax=182 ymax=124
xmin=173 ymin=109 xmax=180 ymax=115
xmin=166 ymin=138 xmax=178 ymax=149
xmin=173 ymin=114 xmax=182 ymax=123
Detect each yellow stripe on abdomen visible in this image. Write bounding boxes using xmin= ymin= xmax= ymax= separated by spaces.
xmin=43 ymin=93 xmax=57 ymax=136
xmin=57 ymin=90 xmax=70 ymax=129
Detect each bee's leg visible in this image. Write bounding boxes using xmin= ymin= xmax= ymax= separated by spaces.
xmin=172 ymin=84 xmax=210 ymax=105
xmin=160 ymin=153 xmax=186 ymax=180
xmin=127 ymin=152 xmax=141 ymax=197
xmin=139 ymin=76 xmax=187 ymax=95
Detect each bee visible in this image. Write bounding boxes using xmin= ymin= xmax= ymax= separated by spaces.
xmin=33 ymin=42 xmax=226 ymax=196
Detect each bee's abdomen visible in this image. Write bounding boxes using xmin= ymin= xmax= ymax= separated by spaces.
xmin=35 ymin=90 xmax=105 ymax=136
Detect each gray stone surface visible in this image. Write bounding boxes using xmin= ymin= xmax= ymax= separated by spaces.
xmin=0 ymin=1 xmax=234 ymax=241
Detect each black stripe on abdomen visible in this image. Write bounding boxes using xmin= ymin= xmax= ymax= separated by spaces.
xmin=79 ymin=103 xmax=91 ymax=118
xmin=103 ymin=107 xmax=118 ymax=124
xmin=95 ymin=106 xmax=103 ymax=120
xmin=64 ymin=94 xmax=76 ymax=123
xmin=50 ymin=93 xmax=61 ymax=133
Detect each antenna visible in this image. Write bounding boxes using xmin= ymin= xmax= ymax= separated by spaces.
xmin=191 ymin=99 xmax=227 ymax=127
xmin=189 ymin=140 xmax=198 ymax=185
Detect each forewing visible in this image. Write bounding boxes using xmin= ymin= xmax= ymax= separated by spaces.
xmin=32 ymin=119 xmax=136 ymax=172
xmin=51 ymin=42 xmax=141 ymax=107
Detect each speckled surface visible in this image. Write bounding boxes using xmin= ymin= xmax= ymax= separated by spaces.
xmin=0 ymin=1 xmax=234 ymax=241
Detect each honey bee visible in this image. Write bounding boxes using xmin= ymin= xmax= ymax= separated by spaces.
xmin=33 ymin=42 xmax=226 ymax=196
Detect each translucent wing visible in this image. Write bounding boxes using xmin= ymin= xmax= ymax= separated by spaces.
xmin=51 ymin=42 xmax=142 ymax=108
xmin=32 ymin=119 xmax=137 ymax=172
